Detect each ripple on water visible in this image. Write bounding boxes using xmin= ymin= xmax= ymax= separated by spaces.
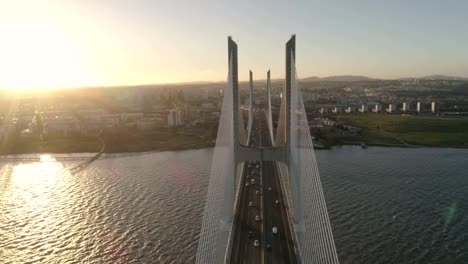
xmin=1 ymin=147 xmax=467 ymax=263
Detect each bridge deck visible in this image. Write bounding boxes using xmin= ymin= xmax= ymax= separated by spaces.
xmin=229 ymin=110 xmax=298 ymax=264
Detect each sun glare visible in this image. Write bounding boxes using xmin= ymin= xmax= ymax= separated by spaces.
xmin=0 ymin=3 xmax=106 ymax=91
xmin=0 ymin=23 xmax=96 ymax=91
xmin=12 ymin=155 xmax=62 ymax=187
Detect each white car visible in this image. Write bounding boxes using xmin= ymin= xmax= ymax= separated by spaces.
xmin=255 ymin=215 xmax=260 ymax=221
xmin=256 ymin=190 xmax=260 ymax=195
xmin=249 ymin=201 xmax=254 ymax=207
xmin=272 ymin=226 xmax=278 ymax=235
xmin=254 ymin=240 xmax=260 ymax=247
xmin=246 ymin=182 xmax=249 ymax=187
xmin=268 ymin=187 xmax=272 ymax=191
xmin=275 ymin=199 xmax=280 ymax=205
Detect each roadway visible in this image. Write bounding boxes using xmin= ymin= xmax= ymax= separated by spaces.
xmin=229 ymin=109 xmax=298 ymax=264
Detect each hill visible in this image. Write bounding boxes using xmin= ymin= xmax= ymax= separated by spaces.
xmin=420 ymin=75 xmax=468 ymax=81
xmin=302 ymin=75 xmax=377 ymax=82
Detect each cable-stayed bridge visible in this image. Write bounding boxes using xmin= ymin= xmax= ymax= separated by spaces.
xmin=196 ymin=35 xmax=339 ymax=264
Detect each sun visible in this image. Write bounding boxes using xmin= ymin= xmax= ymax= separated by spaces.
xmin=0 ymin=22 xmax=96 ymax=91
xmin=0 ymin=3 xmax=106 ymax=91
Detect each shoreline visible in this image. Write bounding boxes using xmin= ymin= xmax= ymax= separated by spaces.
xmin=0 ymin=127 xmax=217 ymax=157
xmin=0 ymin=142 xmax=216 ymax=157
xmin=2 ymin=141 xmax=467 ymax=158
xmin=317 ymin=142 xmax=468 ymax=150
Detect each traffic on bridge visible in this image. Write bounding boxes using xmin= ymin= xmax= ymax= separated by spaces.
xmin=229 ymin=109 xmax=298 ymax=264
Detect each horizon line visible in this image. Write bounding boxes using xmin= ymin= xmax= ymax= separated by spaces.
xmin=1 ymin=74 xmax=467 ymax=91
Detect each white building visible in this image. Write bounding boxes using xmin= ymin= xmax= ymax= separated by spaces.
xmin=332 ymin=107 xmax=341 ymax=114
xmin=359 ymin=104 xmax=368 ymax=113
xmin=168 ymin=109 xmax=183 ymax=127
xmin=387 ymin=104 xmax=397 ymax=113
xmin=323 ymin=118 xmax=336 ymax=126
xmin=373 ymin=104 xmax=382 ymax=113
xmin=431 ymin=102 xmax=438 ymax=113
xmin=402 ymin=102 xmax=410 ymax=112
xmin=319 ymin=107 xmax=328 ymax=114
xmin=417 ymin=102 xmax=423 ymax=113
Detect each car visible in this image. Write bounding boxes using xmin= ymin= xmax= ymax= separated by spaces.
xmin=266 ymin=244 xmax=272 ymax=250
xmin=256 ymin=190 xmax=260 ymax=195
xmin=268 ymin=187 xmax=272 ymax=191
xmin=272 ymin=227 xmax=278 ymax=235
xmin=249 ymin=201 xmax=254 ymax=207
xmin=251 ymin=179 xmax=255 ymax=184
xmin=248 ymin=231 xmax=253 ymax=238
xmin=255 ymin=215 xmax=260 ymax=221
xmin=246 ymin=182 xmax=249 ymax=187
xmin=275 ymin=199 xmax=280 ymax=206
xmin=254 ymin=240 xmax=260 ymax=247
xmin=256 ymin=165 xmax=260 ymax=169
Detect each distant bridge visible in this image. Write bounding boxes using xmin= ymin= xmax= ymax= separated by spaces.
xmin=196 ymin=36 xmax=339 ymax=263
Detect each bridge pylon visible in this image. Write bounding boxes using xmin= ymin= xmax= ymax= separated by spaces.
xmin=196 ymin=35 xmax=339 ymax=264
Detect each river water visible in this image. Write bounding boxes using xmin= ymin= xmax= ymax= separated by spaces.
xmin=0 ymin=146 xmax=467 ymax=263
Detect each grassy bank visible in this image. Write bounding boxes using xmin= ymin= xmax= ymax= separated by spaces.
xmin=102 ymin=128 xmax=215 ymax=153
xmin=335 ymin=114 xmax=468 ymax=148
xmin=0 ymin=127 xmax=216 ymax=155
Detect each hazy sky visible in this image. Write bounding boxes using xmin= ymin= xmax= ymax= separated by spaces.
xmin=1 ymin=0 xmax=467 ymax=89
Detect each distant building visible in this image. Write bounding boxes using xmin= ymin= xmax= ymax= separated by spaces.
xmin=122 ymin=112 xmax=144 ymax=122
xmin=202 ymin=103 xmax=216 ymax=109
xmin=78 ymin=109 xmax=105 ymax=121
xmin=402 ymin=102 xmax=410 ymax=112
xmin=323 ymin=118 xmax=335 ymax=126
xmin=19 ymin=128 xmax=33 ymax=139
xmin=136 ymin=118 xmax=157 ymax=131
xmin=373 ymin=104 xmax=382 ymax=113
xmin=102 ymin=114 xmax=121 ymax=129
xmin=332 ymin=107 xmax=341 ymax=114
xmin=45 ymin=117 xmax=81 ymax=136
xmin=359 ymin=104 xmax=368 ymax=113
xmin=431 ymin=102 xmax=439 ymax=113
xmin=417 ymin=102 xmax=423 ymax=113
xmin=168 ymin=109 xmax=183 ymax=127
xmin=0 ymin=124 xmax=15 ymax=142
xmin=387 ymin=104 xmax=397 ymax=113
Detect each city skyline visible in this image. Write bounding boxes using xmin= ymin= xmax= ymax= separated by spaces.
xmin=1 ymin=0 xmax=468 ymax=90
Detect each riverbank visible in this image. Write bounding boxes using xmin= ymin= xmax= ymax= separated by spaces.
xmin=2 ymin=114 xmax=467 ymax=155
xmin=314 ymin=114 xmax=468 ymax=149
xmin=0 ymin=127 xmax=216 ymax=155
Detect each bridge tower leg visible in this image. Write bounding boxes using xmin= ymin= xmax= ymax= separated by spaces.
xmin=198 ymin=35 xmax=339 ymax=264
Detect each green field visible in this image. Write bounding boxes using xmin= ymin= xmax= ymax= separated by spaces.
xmin=337 ymin=114 xmax=468 ymax=148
